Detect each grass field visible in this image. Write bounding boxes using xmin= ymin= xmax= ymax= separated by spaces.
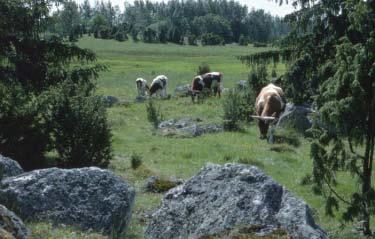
xmin=29 ymin=37 xmax=367 ymax=239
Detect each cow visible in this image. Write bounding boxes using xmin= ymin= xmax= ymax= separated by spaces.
xmin=149 ymin=75 xmax=168 ymax=98
xmin=201 ymin=72 xmax=222 ymax=97
xmin=190 ymin=75 xmax=205 ymax=102
xmin=255 ymin=83 xmax=285 ymax=139
xmin=136 ymin=78 xmax=149 ymax=97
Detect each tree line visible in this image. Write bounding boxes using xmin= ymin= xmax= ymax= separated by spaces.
xmin=48 ymin=0 xmax=290 ymax=45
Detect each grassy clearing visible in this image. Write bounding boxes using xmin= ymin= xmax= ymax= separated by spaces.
xmin=28 ymin=37 xmax=368 ymax=239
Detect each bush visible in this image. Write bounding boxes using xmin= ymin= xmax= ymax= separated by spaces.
xmin=223 ymin=90 xmax=246 ymax=131
xmin=188 ymin=34 xmax=197 ymax=45
xmin=114 ymin=31 xmax=128 ymax=42
xmin=48 ymin=82 xmax=112 ymax=168
xmin=238 ymin=35 xmax=248 ymax=46
xmin=253 ymin=42 xmax=268 ymax=47
xmin=248 ymin=64 xmax=268 ymax=94
xmin=146 ymin=100 xmax=164 ymax=129
xmin=131 ymin=153 xmax=142 ymax=169
xmin=201 ymin=33 xmax=223 ymax=46
xmin=197 ymin=63 xmax=211 ymax=75
xmin=0 ymin=83 xmax=50 ymax=170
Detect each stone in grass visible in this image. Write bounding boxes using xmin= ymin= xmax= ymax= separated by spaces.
xmin=145 ymin=163 xmax=327 ymax=239
xmin=0 ymin=167 xmax=135 ymax=236
xmin=144 ymin=176 xmax=184 ymax=193
xmin=0 ymin=204 xmax=28 ymax=239
xmin=0 ymin=154 xmax=23 ymax=179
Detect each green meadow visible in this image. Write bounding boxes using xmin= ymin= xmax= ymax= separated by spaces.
xmin=29 ymin=37 xmax=366 ymax=239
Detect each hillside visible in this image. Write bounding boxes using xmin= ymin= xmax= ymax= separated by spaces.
xmin=28 ymin=37 xmax=364 ymax=239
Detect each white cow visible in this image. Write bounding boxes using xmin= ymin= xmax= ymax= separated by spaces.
xmin=136 ymin=78 xmax=148 ymax=97
xmin=149 ymin=75 xmax=168 ymax=98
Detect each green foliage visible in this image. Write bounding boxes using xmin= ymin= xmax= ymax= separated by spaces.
xmin=197 ymin=63 xmax=211 ymax=75
xmin=146 ymin=100 xmax=164 ymax=129
xmin=0 ymin=0 xmax=111 ymax=169
xmin=275 ymin=0 xmax=375 ymax=234
xmin=201 ymin=33 xmax=224 ymax=46
xmin=282 ymin=54 xmax=313 ymax=104
xmin=114 ymin=31 xmax=128 ymax=42
xmin=187 ymin=34 xmax=197 ymax=46
xmin=253 ymin=42 xmax=268 ymax=47
xmin=247 ymin=64 xmax=268 ymax=94
xmin=45 ymin=82 xmax=112 ymax=168
xmin=222 ymin=90 xmax=246 ymax=131
xmin=238 ymin=35 xmax=248 ymax=46
xmin=131 ymin=153 xmax=143 ymax=169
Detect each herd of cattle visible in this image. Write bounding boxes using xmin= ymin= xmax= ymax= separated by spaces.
xmin=135 ymin=73 xmax=285 ymax=139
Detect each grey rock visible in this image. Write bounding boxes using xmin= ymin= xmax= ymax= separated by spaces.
xmin=277 ymin=103 xmax=314 ymax=133
xmin=0 ymin=204 xmax=29 ymax=239
xmin=145 ymin=163 xmax=327 ymax=239
xmin=144 ymin=176 xmax=184 ymax=193
xmin=0 ymin=167 xmax=135 ymax=236
xmin=158 ymin=118 xmax=223 ymax=138
xmin=0 ymin=154 xmax=23 ymax=178
xmin=237 ymin=80 xmax=247 ymax=90
xmin=174 ymin=84 xmax=191 ymax=97
xmin=102 ymin=95 xmax=119 ymax=107
xmin=135 ymin=95 xmax=149 ymax=102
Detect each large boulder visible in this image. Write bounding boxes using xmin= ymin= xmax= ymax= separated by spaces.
xmin=0 ymin=167 xmax=135 ymax=236
xmin=277 ymin=103 xmax=314 ymax=133
xmin=0 ymin=155 xmax=23 ymax=178
xmin=0 ymin=204 xmax=28 ymax=239
xmin=146 ymin=163 xmax=327 ymax=239
xmin=158 ymin=118 xmax=223 ymax=138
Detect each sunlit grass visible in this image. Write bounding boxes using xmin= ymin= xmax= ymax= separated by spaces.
xmin=27 ymin=37 xmax=369 ymax=239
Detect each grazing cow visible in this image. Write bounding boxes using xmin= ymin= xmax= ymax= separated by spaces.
xmin=201 ymin=72 xmax=222 ymax=97
xmin=136 ymin=78 xmax=149 ymax=97
xmin=190 ymin=75 xmax=205 ymax=102
xmin=191 ymin=75 xmax=205 ymax=92
xmin=255 ymin=83 xmax=285 ymax=139
xmin=149 ymin=75 xmax=168 ymax=98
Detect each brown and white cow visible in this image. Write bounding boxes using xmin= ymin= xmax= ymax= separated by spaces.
xmin=201 ymin=72 xmax=222 ymax=97
xmin=149 ymin=75 xmax=168 ymax=98
xmin=255 ymin=83 xmax=285 ymax=139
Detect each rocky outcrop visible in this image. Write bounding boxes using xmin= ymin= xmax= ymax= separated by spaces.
xmin=0 ymin=155 xmax=23 ymax=178
xmin=0 ymin=204 xmax=28 ymax=239
xmin=0 ymin=167 xmax=135 ymax=236
xmin=102 ymin=95 xmax=119 ymax=107
xmin=146 ymin=163 xmax=327 ymax=239
xmin=277 ymin=103 xmax=315 ymax=133
xmin=158 ymin=118 xmax=223 ymax=138
xmin=174 ymin=84 xmax=191 ymax=97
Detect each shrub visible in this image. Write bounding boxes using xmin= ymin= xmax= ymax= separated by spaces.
xmin=223 ymin=90 xmax=246 ymax=131
xmin=253 ymin=42 xmax=268 ymax=47
xmin=238 ymin=35 xmax=248 ymax=46
xmin=0 ymin=83 xmax=50 ymax=170
xmin=114 ymin=31 xmax=128 ymax=42
xmin=247 ymin=64 xmax=268 ymax=94
xmin=201 ymin=33 xmax=223 ymax=46
xmin=188 ymin=34 xmax=197 ymax=45
xmin=197 ymin=63 xmax=211 ymax=75
xmin=48 ymin=82 xmax=112 ymax=168
xmin=131 ymin=153 xmax=142 ymax=169
xmin=146 ymin=100 xmax=164 ymax=129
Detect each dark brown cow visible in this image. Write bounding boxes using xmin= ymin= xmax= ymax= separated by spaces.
xmin=201 ymin=72 xmax=222 ymax=97
xmin=255 ymin=83 xmax=285 ymax=139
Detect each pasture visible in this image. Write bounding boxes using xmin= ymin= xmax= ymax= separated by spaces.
xmin=30 ymin=37 xmax=364 ymax=238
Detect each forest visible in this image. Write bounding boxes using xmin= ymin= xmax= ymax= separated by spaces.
xmin=48 ymin=0 xmax=290 ymax=44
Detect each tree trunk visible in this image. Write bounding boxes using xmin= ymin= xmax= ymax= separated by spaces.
xmin=362 ymin=107 xmax=374 ymax=235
